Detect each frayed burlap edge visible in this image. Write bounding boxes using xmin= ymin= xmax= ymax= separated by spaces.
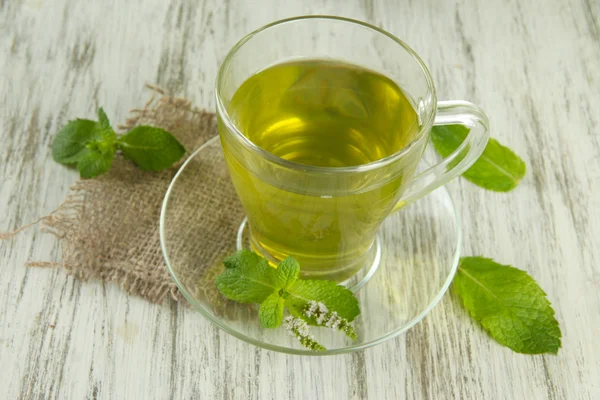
xmin=1 ymin=85 xmax=219 ymax=304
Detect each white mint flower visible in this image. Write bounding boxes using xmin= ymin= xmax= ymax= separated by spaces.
xmin=302 ymin=301 xmax=357 ymax=341
xmin=284 ymin=315 xmax=325 ymax=352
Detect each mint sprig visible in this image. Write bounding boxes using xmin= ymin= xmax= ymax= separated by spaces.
xmin=453 ymin=257 xmax=561 ymax=354
xmin=215 ymin=249 xmax=360 ymax=351
xmin=52 ymin=107 xmax=186 ymax=178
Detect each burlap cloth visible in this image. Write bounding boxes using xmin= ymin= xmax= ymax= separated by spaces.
xmin=1 ymin=85 xmax=228 ymax=304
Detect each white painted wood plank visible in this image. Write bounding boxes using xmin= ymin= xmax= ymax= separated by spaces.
xmin=0 ymin=0 xmax=598 ymax=398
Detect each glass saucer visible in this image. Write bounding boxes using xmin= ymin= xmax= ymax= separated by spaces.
xmin=160 ymin=137 xmax=461 ymax=355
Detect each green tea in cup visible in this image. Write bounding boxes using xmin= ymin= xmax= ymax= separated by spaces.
xmin=221 ymin=59 xmax=421 ymax=280
xmin=216 ymin=16 xmax=489 ymax=282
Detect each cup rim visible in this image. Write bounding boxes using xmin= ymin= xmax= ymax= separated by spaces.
xmin=215 ymin=15 xmax=437 ymax=174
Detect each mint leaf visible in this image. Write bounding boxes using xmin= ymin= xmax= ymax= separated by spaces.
xmin=275 ymin=257 xmax=300 ymax=289
xmin=215 ymin=250 xmax=278 ymax=303
xmin=76 ymin=143 xmax=116 ymax=178
xmin=97 ymin=107 xmax=111 ymax=131
xmin=117 ymin=126 xmax=185 ymax=171
xmin=223 ymin=249 xmax=265 ymax=270
xmin=431 ymin=125 xmax=526 ymax=192
xmin=286 ymin=280 xmax=360 ymax=322
xmin=52 ymin=119 xmax=109 ymax=164
xmin=259 ymin=292 xmax=285 ymax=328
xmin=52 ymin=108 xmax=118 ymax=178
xmin=453 ymin=257 xmax=561 ymax=354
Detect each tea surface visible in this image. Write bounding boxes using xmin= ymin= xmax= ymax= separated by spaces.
xmin=229 ymin=59 xmax=419 ymax=167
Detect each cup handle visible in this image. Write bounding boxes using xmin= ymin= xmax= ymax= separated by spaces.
xmin=394 ymin=100 xmax=490 ymax=211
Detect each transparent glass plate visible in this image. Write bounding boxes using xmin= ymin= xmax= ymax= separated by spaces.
xmin=160 ymin=137 xmax=461 ymax=355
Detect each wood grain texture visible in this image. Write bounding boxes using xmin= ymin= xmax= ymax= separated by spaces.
xmin=1 ymin=0 xmax=598 ymax=398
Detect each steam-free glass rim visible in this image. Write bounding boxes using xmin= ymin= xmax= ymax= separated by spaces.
xmin=215 ymin=15 xmax=438 ymax=175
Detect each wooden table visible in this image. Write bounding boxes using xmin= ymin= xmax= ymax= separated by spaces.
xmin=1 ymin=0 xmax=598 ymax=398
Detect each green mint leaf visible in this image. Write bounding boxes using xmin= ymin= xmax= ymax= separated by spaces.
xmin=215 ymin=250 xmax=278 ymax=304
xmin=286 ymin=280 xmax=360 ymax=323
xmin=259 ymin=292 xmax=285 ymax=328
xmin=117 ymin=126 xmax=185 ymax=171
xmin=275 ymin=257 xmax=300 ymax=289
xmin=453 ymin=257 xmax=561 ymax=354
xmin=52 ymin=108 xmax=118 ymax=178
xmin=223 ymin=249 xmax=272 ymax=271
xmin=97 ymin=107 xmax=111 ymax=131
xmin=431 ymin=125 xmax=526 ymax=192
xmin=52 ymin=119 xmax=104 ymax=164
xmin=76 ymin=143 xmax=116 ymax=178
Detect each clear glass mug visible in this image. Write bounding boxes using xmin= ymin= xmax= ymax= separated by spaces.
xmin=216 ymin=16 xmax=489 ymax=282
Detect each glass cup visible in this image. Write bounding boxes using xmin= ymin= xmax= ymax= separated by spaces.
xmin=216 ymin=16 xmax=489 ymax=282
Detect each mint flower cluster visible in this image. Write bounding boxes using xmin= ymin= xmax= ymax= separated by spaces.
xmin=284 ymin=300 xmax=358 ymax=351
